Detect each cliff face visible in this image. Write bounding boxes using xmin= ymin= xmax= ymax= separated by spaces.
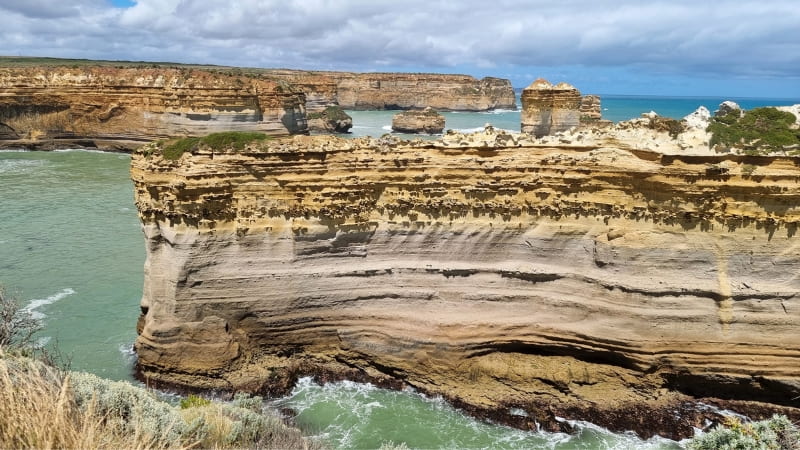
xmin=328 ymin=73 xmax=516 ymax=111
xmin=132 ymin=129 xmax=800 ymax=439
xmin=521 ymin=79 xmax=583 ymax=136
xmin=0 ymin=67 xmax=308 ymax=150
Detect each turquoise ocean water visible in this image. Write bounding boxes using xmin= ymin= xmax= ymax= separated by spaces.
xmin=346 ymin=94 xmax=800 ymax=138
xmin=2 ymin=94 xmax=797 ymax=448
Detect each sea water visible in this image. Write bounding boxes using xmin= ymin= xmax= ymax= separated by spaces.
xmin=345 ymin=94 xmax=800 ymax=138
xmin=4 ymin=94 xmax=798 ymax=448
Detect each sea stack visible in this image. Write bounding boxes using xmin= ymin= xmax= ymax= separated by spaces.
xmin=391 ymin=107 xmax=446 ymax=134
xmin=520 ymin=79 xmax=582 ymax=136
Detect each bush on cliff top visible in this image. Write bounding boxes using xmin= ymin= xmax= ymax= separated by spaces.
xmin=708 ymin=107 xmax=800 ymax=155
xmin=161 ymin=131 xmax=270 ymax=160
xmin=688 ymin=415 xmax=800 ymax=450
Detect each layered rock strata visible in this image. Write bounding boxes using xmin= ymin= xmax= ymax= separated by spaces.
xmin=522 ymin=79 xmax=603 ymax=136
xmin=329 ymin=73 xmax=516 ymax=111
xmin=391 ymin=107 xmax=445 ymax=134
xmin=260 ymin=69 xmax=516 ymax=112
xmin=0 ymin=67 xmax=308 ymax=150
xmin=132 ymin=128 xmax=800 ymax=439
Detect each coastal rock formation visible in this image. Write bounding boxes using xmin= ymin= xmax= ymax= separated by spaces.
xmin=521 ymin=79 xmax=583 ymax=136
xmin=197 ymin=69 xmax=517 ymax=112
xmin=331 ymin=73 xmax=516 ymax=111
xmin=579 ymin=94 xmax=602 ymax=123
xmin=0 ymin=67 xmax=308 ymax=150
xmin=391 ymin=107 xmax=445 ymax=134
xmin=307 ymin=106 xmax=353 ymax=133
xmin=133 ymin=128 xmax=800 ymax=439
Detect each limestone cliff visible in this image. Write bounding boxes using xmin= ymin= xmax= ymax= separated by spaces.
xmin=0 ymin=67 xmax=308 ymax=150
xmin=329 ymin=73 xmax=516 ymax=111
xmin=132 ymin=128 xmax=800 ymax=439
xmin=234 ymin=69 xmax=516 ymax=112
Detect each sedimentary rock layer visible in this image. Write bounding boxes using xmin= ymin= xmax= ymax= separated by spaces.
xmin=132 ymin=130 xmax=800 ymax=438
xmin=391 ymin=107 xmax=445 ymax=134
xmin=262 ymin=70 xmax=517 ymax=111
xmin=327 ymin=72 xmax=516 ymax=111
xmin=0 ymin=67 xmax=307 ymax=150
xmin=521 ymin=79 xmax=582 ymax=136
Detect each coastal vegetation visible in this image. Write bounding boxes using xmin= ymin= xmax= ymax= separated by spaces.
xmin=688 ymin=415 xmax=800 ymax=449
xmin=159 ymin=131 xmax=271 ymax=160
xmin=307 ymin=105 xmax=350 ymax=122
xmin=708 ymin=107 xmax=800 ymax=154
xmin=0 ymin=287 xmax=320 ymax=450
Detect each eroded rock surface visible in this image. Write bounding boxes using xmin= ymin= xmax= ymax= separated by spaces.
xmin=0 ymin=67 xmax=308 ymax=150
xmin=391 ymin=107 xmax=445 ymax=134
xmin=132 ymin=128 xmax=800 ymax=439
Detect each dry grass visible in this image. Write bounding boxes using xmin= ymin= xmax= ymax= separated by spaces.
xmin=0 ymin=354 xmax=169 ymax=449
xmin=0 ymin=352 xmax=323 ymax=449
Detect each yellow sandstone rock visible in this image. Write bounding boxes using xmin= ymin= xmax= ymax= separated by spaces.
xmin=132 ymin=129 xmax=800 ymax=438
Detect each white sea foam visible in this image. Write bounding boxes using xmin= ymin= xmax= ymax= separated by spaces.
xmin=53 ymin=148 xmax=114 ymax=154
xmin=381 ymin=125 xmax=392 ymax=131
xmin=23 ymin=288 xmax=76 ymax=320
xmin=454 ymin=126 xmax=517 ymax=134
xmin=119 ymin=342 xmax=137 ymax=365
xmin=479 ymin=109 xmax=518 ymax=115
xmin=0 ymin=149 xmax=30 ymax=153
xmin=35 ymin=336 xmax=52 ymax=348
xmin=0 ymin=159 xmax=45 ymax=175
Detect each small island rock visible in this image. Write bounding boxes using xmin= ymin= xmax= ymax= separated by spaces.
xmin=391 ymin=107 xmax=445 ymax=134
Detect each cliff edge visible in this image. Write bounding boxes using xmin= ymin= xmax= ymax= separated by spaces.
xmin=132 ymin=126 xmax=800 ymax=439
xmin=0 ymin=67 xmax=308 ymax=151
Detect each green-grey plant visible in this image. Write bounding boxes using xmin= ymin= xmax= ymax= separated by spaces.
xmin=688 ymin=415 xmax=800 ymax=450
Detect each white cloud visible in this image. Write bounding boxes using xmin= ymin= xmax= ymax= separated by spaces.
xmin=0 ymin=0 xmax=797 ymax=86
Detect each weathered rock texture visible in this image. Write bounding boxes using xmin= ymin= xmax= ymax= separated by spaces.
xmin=391 ymin=107 xmax=445 ymax=134
xmin=329 ymin=73 xmax=516 ymax=111
xmin=0 ymin=67 xmax=308 ymax=150
xmin=306 ymin=105 xmax=352 ymax=134
xmin=579 ymin=94 xmax=603 ymax=123
xmin=133 ymin=129 xmax=800 ymax=440
xmin=522 ymin=79 xmax=600 ymax=136
xmin=206 ymin=69 xmax=516 ymax=112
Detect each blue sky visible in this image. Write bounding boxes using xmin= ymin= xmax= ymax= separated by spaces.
xmin=1 ymin=0 xmax=798 ymax=98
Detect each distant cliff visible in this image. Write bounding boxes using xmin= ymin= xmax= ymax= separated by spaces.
xmin=260 ymin=69 xmax=516 ymax=112
xmin=0 ymin=67 xmax=308 ymax=150
xmin=132 ymin=126 xmax=800 ymax=440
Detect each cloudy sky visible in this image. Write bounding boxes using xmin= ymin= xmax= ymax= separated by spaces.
xmin=2 ymin=0 xmax=798 ymax=97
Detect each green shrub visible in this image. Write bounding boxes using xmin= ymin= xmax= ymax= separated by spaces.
xmin=180 ymin=394 xmax=211 ymax=409
xmin=69 ymin=371 xmax=187 ymax=443
xmin=708 ymin=107 xmax=800 ymax=154
xmin=200 ymin=131 xmax=268 ymax=150
xmin=162 ymin=137 xmax=200 ymax=160
xmin=688 ymin=415 xmax=800 ymax=450
xmin=160 ymin=132 xmax=270 ymax=160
